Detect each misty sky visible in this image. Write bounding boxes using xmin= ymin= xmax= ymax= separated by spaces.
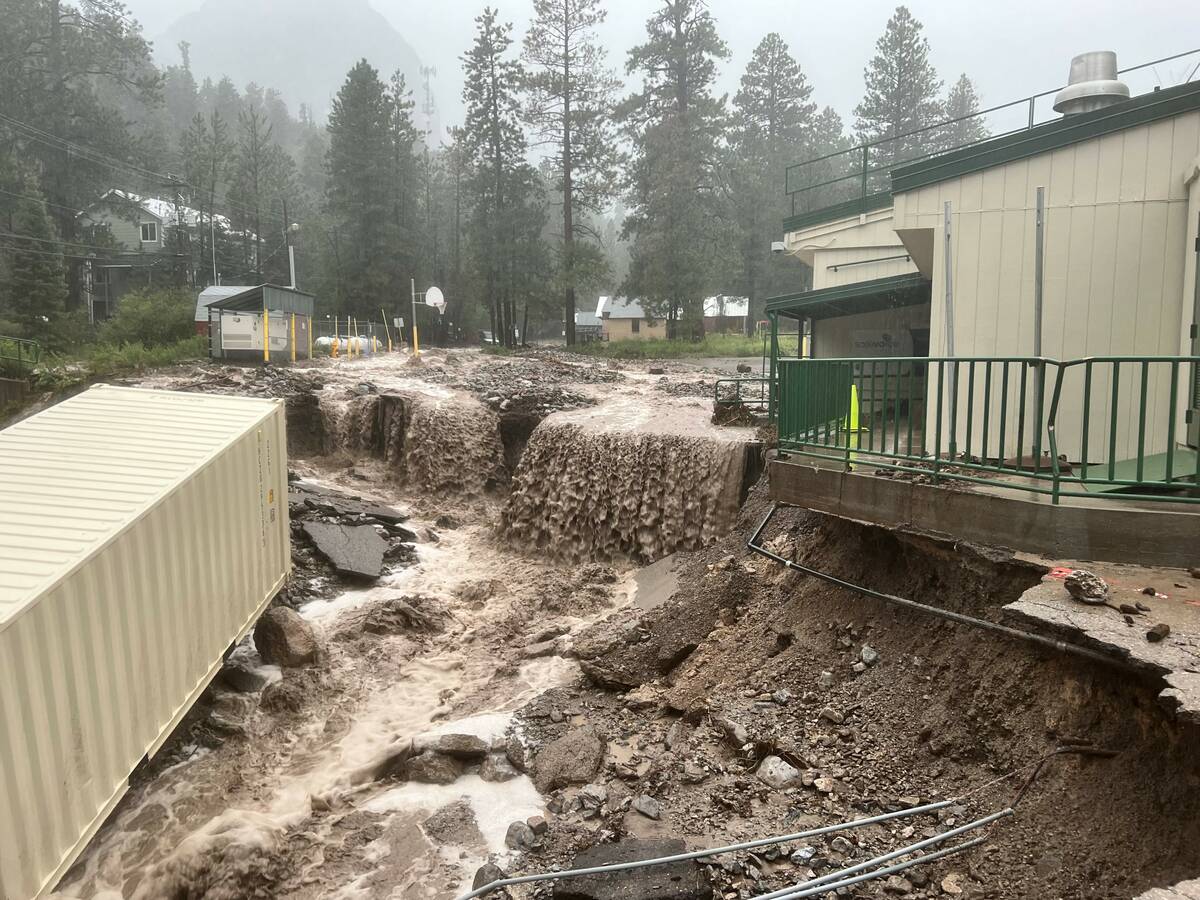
xmin=126 ymin=0 xmax=1200 ymax=133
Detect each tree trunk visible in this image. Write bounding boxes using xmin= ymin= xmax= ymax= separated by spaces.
xmin=562 ymin=17 xmax=576 ymax=347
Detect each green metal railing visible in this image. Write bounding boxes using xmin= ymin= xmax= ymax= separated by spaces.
xmin=0 ymin=336 xmax=40 ymax=378
xmin=714 ymin=377 xmax=771 ymax=412
xmin=775 ymin=356 xmax=1200 ymax=505
xmin=784 ymin=49 xmax=1200 ymax=220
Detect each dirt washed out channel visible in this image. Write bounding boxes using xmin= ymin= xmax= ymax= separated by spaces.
xmin=53 ymin=473 xmax=613 ymax=899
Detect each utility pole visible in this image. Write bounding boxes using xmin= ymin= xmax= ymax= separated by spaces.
xmin=282 ymin=199 xmax=298 ymax=289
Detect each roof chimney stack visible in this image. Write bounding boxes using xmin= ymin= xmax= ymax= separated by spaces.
xmin=1053 ymin=51 xmax=1130 ymax=115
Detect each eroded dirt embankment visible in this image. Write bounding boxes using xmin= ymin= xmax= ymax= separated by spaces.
xmin=527 ymin=486 xmax=1200 ymax=900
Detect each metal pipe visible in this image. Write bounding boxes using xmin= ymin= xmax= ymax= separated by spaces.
xmin=747 ymin=502 xmax=1135 ymax=671
xmin=762 ymin=808 xmax=1013 ymax=899
xmin=457 ymin=800 xmax=953 ymax=900
xmin=779 ymin=837 xmax=987 ymax=899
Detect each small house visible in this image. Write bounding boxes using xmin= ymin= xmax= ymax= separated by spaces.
xmin=597 ymin=296 xmax=668 ymax=341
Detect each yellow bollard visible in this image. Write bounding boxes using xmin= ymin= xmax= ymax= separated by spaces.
xmin=262 ymin=301 xmax=270 ymax=364
xmin=290 ymin=313 xmax=297 ymax=363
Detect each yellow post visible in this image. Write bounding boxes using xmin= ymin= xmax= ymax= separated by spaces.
xmin=262 ymin=300 xmax=270 ymax=364
xmin=412 ymin=321 xmax=420 ymax=357
xmin=845 ymin=384 xmax=862 ymax=470
xmin=290 ymin=313 xmax=297 ymax=363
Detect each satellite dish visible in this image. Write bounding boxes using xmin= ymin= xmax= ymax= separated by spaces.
xmin=425 ymin=286 xmax=445 ymax=313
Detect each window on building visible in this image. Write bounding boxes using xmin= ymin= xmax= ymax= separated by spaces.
xmin=140 ymin=222 xmax=158 ymax=243
xmin=631 ymin=318 xmax=641 ymax=334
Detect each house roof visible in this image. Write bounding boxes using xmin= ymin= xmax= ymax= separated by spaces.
xmin=95 ymin=189 xmax=236 ymax=231
xmin=195 ymin=285 xmax=256 ymax=323
xmin=597 ymin=296 xmax=649 ymax=319
xmin=204 ymin=283 xmax=315 ymax=318
xmin=765 ymin=273 xmax=930 ymax=320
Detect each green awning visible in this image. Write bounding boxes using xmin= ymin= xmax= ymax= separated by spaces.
xmin=765 ymin=273 xmax=930 ymax=320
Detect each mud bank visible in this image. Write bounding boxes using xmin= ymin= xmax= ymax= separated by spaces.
xmin=503 ymin=402 xmax=760 ymax=563
xmin=319 ymin=387 xmax=506 ymax=494
xmin=541 ymin=489 xmax=1200 ymax=900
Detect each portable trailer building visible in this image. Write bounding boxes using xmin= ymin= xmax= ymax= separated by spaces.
xmin=0 ymin=385 xmax=290 ymax=900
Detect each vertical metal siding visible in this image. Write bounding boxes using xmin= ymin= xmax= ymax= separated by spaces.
xmin=896 ymin=109 xmax=1200 ymax=462
xmin=0 ymin=386 xmax=289 ymax=900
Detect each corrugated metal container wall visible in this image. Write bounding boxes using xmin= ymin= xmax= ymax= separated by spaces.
xmin=0 ymin=385 xmax=290 ymax=900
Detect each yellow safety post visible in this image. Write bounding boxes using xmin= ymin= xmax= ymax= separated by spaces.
xmin=290 ymin=313 xmax=297 ymax=363
xmin=844 ymin=384 xmax=863 ymax=470
xmin=381 ymin=308 xmax=393 ymax=352
xmin=262 ymin=299 xmax=270 ymax=364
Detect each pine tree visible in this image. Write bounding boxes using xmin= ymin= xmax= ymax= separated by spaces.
xmin=939 ymin=74 xmax=989 ymax=150
xmin=461 ymin=7 xmax=531 ymax=347
xmin=728 ymin=33 xmax=818 ymax=330
xmin=326 ymin=59 xmax=396 ymax=318
xmin=620 ymin=0 xmax=730 ymax=338
xmin=522 ymin=0 xmax=619 ymax=345
xmin=387 ymin=71 xmax=421 ymax=284
xmin=854 ymin=5 xmax=943 ymax=174
xmin=1 ymin=169 xmax=68 ymax=340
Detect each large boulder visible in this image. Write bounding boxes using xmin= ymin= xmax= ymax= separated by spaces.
xmin=254 ymin=607 xmax=320 ymax=668
xmin=533 ymin=727 xmax=606 ymax=792
xmin=552 ymin=839 xmax=709 ymax=900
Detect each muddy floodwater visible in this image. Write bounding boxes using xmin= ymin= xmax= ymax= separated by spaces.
xmin=51 ymin=349 xmax=759 ymax=900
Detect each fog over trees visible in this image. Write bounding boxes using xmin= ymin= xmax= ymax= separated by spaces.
xmin=0 ymin=0 xmax=984 ymax=349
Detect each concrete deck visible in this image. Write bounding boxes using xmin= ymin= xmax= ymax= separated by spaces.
xmin=768 ymin=453 xmax=1200 ymax=568
xmin=1006 ymin=560 xmax=1200 ymax=723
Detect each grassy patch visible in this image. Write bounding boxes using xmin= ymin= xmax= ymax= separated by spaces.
xmin=567 ymin=333 xmax=801 ymax=360
xmin=31 ymin=336 xmax=209 ymax=392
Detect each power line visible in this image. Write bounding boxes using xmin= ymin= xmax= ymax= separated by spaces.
xmin=0 ymin=187 xmax=87 ymax=216
xmin=0 ymin=114 xmax=291 ymax=230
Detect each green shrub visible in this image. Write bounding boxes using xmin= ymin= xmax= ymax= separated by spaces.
xmin=100 ymin=287 xmax=197 ymax=347
xmin=567 ymin=332 xmax=801 ymax=360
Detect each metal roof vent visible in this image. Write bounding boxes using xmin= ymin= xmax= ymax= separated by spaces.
xmin=1053 ymin=51 xmax=1130 ymax=115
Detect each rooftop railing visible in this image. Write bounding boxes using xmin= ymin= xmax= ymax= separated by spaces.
xmin=784 ymin=49 xmax=1200 ymax=223
xmin=774 ymin=356 xmax=1200 ymax=505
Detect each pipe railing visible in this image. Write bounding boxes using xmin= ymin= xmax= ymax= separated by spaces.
xmin=0 ymin=335 xmax=41 ymax=378
xmin=784 ymin=48 xmax=1200 ymax=220
xmin=774 ymin=355 xmax=1200 ymax=505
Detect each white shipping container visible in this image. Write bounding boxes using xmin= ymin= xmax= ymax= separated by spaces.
xmin=0 ymin=385 xmax=290 ymax=900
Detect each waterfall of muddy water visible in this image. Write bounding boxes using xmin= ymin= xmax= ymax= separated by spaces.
xmin=503 ymin=398 xmax=757 ymax=563
xmin=318 ymin=384 xmax=506 ymax=494
xmin=53 ymin=473 xmax=631 ymax=900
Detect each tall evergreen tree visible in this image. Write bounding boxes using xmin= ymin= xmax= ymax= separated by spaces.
xmin=326 ymin=59 xmax=396 ymax=318
xmin=854 ymin=5 xmax=943 ymax=175
xmin=387 ymin=72 xmax=421 ymax=284
xmin=0 ymin=166 xmax=67 ymax=339
xmin=728 ymin=33 xmax=818 ymax=330
xmin=522 ymin=0 xmax=619 ymax=345
xmin=619 ymin=0 xmax=729 ymax=338
xmin=938 ymin=74 xmax=989 ymax=150
xmin=461 ymin=7 xmax=532 ymax=346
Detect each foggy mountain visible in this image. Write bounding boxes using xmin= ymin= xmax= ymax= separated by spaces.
xmin=160 ymin=0 xmax=425 ymax=117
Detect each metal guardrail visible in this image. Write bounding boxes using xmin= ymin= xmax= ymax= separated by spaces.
xmin=714 ymin=377 xmax=771 ymax=412
xmin=784 ymin=48 xmax=1200 ymax=219
xmin=775 ymin=356 xmax=1200 ymax=505
xmin=0 ymin=335 xmax=40 ymax=377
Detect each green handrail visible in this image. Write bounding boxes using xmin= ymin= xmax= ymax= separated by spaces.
xmin=0 ymin=335 xmax=40 ymax=378
xmin=776 ymin=355 xmax=1200 ymax=505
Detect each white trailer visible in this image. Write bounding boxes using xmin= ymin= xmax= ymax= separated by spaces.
xmin=0 ymin=385 xmax=290 ymax=900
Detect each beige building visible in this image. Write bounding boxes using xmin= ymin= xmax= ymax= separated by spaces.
xmin=772 ymin=72 xmax=1200 ymax=472
xmin=597 ymin=296 xmax=669 ymax=341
